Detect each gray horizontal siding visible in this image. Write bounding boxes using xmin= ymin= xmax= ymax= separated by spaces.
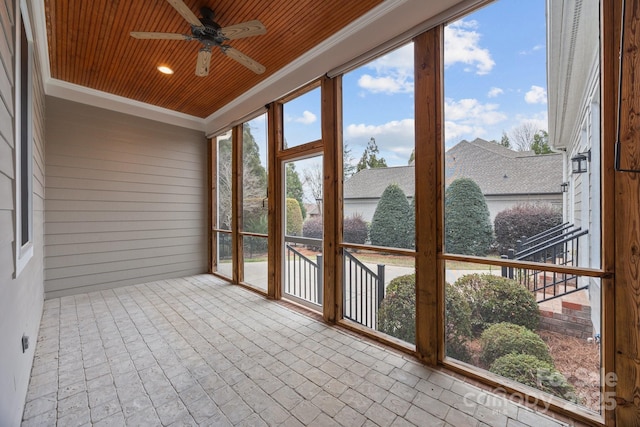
xmin=44 ymin=97 xmax=208 ymax=297
xmin=0 ymin=1 xmax=46 ymax=424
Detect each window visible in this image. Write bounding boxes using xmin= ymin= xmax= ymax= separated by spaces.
xmin=14 ymin=0 xmax=34 ymax=277
xmin=341 ymin=42 xmax=416 ymax=345
xmin=442 ymin=0 xmax=604 ymax=414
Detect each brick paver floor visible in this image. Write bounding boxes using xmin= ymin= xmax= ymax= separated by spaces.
xmin=22 ymin=275 xmax=574 ymax=426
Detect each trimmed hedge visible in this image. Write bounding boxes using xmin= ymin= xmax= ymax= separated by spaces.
xmin=445 ymin=283 xmax=473 ymax=362
xmin=286 ymin=198 xmax=303 ymax=236
xmin=480 ymin=322 xmax=553 ymax=366
xmin=454 ymin=274 xmax=539 ymax=334
xmin=344 ymin=214 xmax=369 ymax=245
xmin=494 ymin=203 xmax=562 ymax=254
xmin=444 ymin=178 xmax=493 ymax=256
xmin=370 ymin=184 xmax=414 ymax=249
xmin=378 ymin=274 xmax=416 ymax=344
xmin=490 ymin=353 xmax=577 ymax=402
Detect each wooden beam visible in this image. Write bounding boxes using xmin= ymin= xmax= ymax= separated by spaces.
xmin=321 ymin=75 xmax=342 ymax=323
xmin=268 ymin=102 xmax=284 ymax=300
xmin=231 ymin=126 xmax=243 ymax=285
xmin=613 ymin=0 xmax=640 ymax=424
xmin=413 ymin=27 xmax=443 ymax=366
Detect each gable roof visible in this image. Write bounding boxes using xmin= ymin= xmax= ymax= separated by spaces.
xmin=344 ymin=166 xmax=415 ymax=199
xmin=344 ymin=138 xmax=562 ymax=200
xmin=445 ymin=138 xmax=562 ymax=195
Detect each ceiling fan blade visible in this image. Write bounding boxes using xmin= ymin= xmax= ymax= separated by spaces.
xmin=130 ymin=32 xmax=188 ymax=40
xmin=223 ymin=47 xmax=265 ymax=74
xmin=219 ymin=20 xmax=267 ymax=40
xmin=166 ymin=0 xmax=203 ymax=28
xmin=196 ymin=49 xmax=212 ymax=76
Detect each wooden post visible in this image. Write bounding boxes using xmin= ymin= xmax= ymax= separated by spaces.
xmin=232 ymin=125 xmax=243 ymax=285
xmin=414 ymin=27 xmax=443 ymax=366
xmin=610 ymin=0 xmax=640 ymax=424
xmin=209 ymin=137 xmax=217 ymax=274
xmin=321 ymin=75 xmax=342 ymax=323
xmin=268 ymin=102 xmax=283 ymax=300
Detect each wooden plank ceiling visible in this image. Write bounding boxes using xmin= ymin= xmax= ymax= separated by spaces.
xmin=45 ymin=0 xmax=383 ymax=118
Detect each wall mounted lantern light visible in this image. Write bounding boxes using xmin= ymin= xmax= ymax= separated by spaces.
xmin=571 ymin=150 xmax=591 ymax=174
xmin=560 ymin=182 xmax=569 ymax=193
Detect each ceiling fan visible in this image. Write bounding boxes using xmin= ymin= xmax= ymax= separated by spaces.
xmin=131 ymin=0 xmax=266 ymax=76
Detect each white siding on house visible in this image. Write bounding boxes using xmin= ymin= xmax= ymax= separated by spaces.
xmin=44 ymin=97 xmax=208 ymax=298
xmin=0 ymin=1 xmax=46 ymax=424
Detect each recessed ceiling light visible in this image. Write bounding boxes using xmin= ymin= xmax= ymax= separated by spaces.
xmin=157 ymin=65 xmax=174 ymax=75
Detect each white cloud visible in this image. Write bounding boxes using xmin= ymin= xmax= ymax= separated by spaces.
xmin=345 ymin=119 xmax=415 ymax=166
xmin=358 ymin=44 xmax=414 ymax=95
xmin=444 ymin=98 xmax=508 ymax=143
xmin=512 ymin=111 xmax=549 ymax=133
xmin=358 ymin=74 xmax=413 ymax=94
xmin=345 ymin=118 xmax=414 ymax=140
xmin=524 ymin=85 xmax=547 ymax=104
xmin=519 ymin=44 xmax=544 ymax=55
xmin=444 ymin=20 xmax=495 ymax=75
xmin=294 ymin=110 xmax=317 ymax=124
xmin=488 ymin=87 xmax=503 ymax=98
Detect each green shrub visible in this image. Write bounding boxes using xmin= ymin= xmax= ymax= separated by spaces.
xmin=286 ymin=198 xmax=303 ymax=236
xmin=344 ymin=214 xmax=369 ymax=245
xmin=454 ymin=274 xmax=539 ymax=334
xmin=480 ymin=322 xmax=552 ymax=367
xmin=445 ymin=283 xmax=472 ymax=362
xmin=490 ymin=353 xmax=577 ymax=402
xmin=494 ymin=203 xmax=562 ymax=254
xmin=377 ymin=275 xmax=473 ymax=358
xmin=444 ymin=178 xmax=493 ymax=256
xmin=378 ymin=274 xmax=415 ymax=344
xmin=370 ymin=184 xmax=414 ymax=249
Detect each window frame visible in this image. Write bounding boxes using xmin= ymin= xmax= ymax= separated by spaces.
xmin=14 ymin=0 xmax=34 ymax=277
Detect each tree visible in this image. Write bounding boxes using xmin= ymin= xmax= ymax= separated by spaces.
xmin=444 ymin=178 xmax=493 ymax=256
xmin=509 ymin=122 xmax=539 ymax=152
xmin=343 ymin=142 xmax=357 ymax=179
xmin=303 ymin=163 xmax=323 ymax=214
xmin=217 ymin=124 xmax=268 ymax=229
xmin=369 ymin=184 xmax=414 ymax=249
xmin=356 ymin=137 xmax=388 ymax=172
xmin=531 ymin=130 xmax=553 ymax=154
xmin=500 ymin=131 xmax=511 ymax=148
xmin=286 ymin=163 xmax=306 ymax=219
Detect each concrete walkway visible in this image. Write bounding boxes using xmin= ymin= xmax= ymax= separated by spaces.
xmin=22 ymin=275 xmax=576 ymax=426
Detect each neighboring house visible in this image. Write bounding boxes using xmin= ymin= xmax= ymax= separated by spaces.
xmin=343 ymin=138 xmax=562 ymax=224
xmin=547 ymin=0 xmax=601 ymax=333
xmin=343 ymin=166 xmax=415 ymax=222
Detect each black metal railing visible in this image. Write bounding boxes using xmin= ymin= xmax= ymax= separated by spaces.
xmin=502 ymin=225 xmax=589 ymax=302
xmin=284 ymin=236 xmax=323 ymax=306
xmin=343 ymin=250 xmax=385 ymax=329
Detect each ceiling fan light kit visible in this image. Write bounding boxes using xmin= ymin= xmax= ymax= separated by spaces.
xmin=131 ymin=0 xmax=266 ymax=76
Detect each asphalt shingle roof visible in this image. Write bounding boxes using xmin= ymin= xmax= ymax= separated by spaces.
xmin=343 ymin=138 xmax=562 ymax=199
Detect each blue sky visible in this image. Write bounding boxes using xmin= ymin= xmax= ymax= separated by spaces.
xmin=277 ymin=0 xmax=548 ymax=168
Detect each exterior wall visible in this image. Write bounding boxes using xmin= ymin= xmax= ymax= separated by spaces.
xmin=44 ymin=97 xmax=208 ymax=298
xmin=0 ymin=1 xmax=46 ymax=424
xmin=343 ymin=198 xmax=384 ymax=223
xmin=485 ymin=194 xmax=563 ymax=225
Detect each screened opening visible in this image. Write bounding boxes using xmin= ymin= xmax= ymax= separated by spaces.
xmin=442 ymin=0 xmax=603 ymax=413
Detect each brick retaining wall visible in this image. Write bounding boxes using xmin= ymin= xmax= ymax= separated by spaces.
xmin=539 ymin=301 xmax=594 ymax=339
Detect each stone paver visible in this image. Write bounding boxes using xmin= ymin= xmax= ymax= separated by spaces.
xmin=21 ymin=275 xmax=573 ymax=427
